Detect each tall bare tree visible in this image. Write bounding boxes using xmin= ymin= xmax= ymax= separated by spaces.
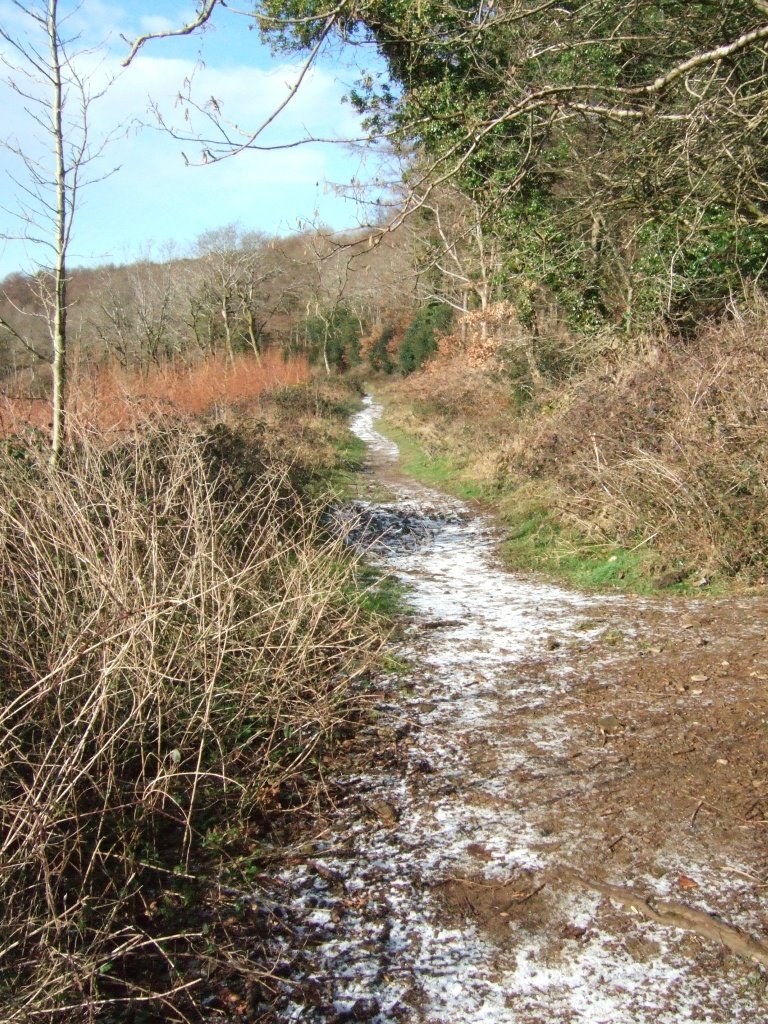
xmin=0 ymin=0 xmax=116 ymax=463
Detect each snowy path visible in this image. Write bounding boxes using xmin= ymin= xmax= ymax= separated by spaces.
xmin=277 ymin=397 xmax=766 ymax=1023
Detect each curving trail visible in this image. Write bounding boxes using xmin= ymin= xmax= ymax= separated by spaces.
xmin=277 ymin=397 xmax=768 ymax=1023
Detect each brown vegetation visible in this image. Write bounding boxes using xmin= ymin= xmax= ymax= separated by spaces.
xmin=499 ymin=308 xmax=768 ymax=578
xmin=379 ymin=299 xmax=768 ymax=584
xmin=0 ymin=383 xmax=385 ymax=1021
xmin=0 ymin=350 xmax=310 ymax=435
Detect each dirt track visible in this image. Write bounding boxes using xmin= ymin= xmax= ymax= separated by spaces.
xmin=267 ymin=398 xmax=768 ymax=1022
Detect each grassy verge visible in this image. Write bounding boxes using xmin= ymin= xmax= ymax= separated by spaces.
xmin=373 ymin=383 xmax=713 ymax=595
xmin=0 ymin=379 xmax=394 ymax=1022
xmin=374 ymin=417 xmax=488 ymax=501
xmin=495 ymin=490 xmax=678 ymax=594
xmin=323 ymin=430 xmax=368 ymax=498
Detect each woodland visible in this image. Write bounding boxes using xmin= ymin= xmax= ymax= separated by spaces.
xmin=5 ymin=0 xmax=768 ymax=579
xmin=2 ymin=1 xmax=768 ymax=1020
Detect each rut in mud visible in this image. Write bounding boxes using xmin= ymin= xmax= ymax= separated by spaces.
xmin=269 ymin=397 xmax=768 ymax=1023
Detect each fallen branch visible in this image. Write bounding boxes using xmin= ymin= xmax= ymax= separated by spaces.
xmin=566 ymin=869 xmax=768 ymax=968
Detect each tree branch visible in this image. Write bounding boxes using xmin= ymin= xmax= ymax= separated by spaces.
xmin=121 ymin=0 xmax=221 ymax=67
xmin=631 ymin=21 xmax=768 ymax=96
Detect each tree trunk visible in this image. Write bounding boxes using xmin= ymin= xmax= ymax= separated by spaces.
xmin=244 ymin=308 xmax=262 ymax=360
xmin=49 ymin=0 xmax=66 ymax=468
xmin=221 ymin=298 xmax=234 ymax=362
xmin=322 ymin=323 xmax=331 ymax=375
xmin=479 ymin=289 xmax=489 ymax=343
xmin=524 ymin=299 xmax=545 ymax=392
xmin=460 ymin=290 xmax=469 ymax=345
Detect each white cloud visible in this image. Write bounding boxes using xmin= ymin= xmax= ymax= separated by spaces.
xmin=0 ymin=7 xmax=382 ymax=276
xmin=139 ymin=16 xmax=179 ymax=34
xmin=110 ymin=54 xmax=364 ymax=144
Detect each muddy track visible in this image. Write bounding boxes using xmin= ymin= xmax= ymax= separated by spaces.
xmin=267 ymin=397 xmax=768 ymax=1023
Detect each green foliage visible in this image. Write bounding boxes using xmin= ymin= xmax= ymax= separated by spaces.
xmin=258 ymin=0 xmax=768 ymax=334
xmin=499 ymin=501 xmax=659 ymax=593
xmin=306 ymin=305 xmax=364 ymax=371
xmin=398 ymin=303 xmax=453 ymax=375
xmin=369 ymin=323 xmax=395 ymax=373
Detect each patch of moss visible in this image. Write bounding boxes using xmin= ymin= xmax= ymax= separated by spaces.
xmin=498 ymin=499 xmax=721 ymax=595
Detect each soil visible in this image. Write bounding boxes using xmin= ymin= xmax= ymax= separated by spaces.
xmin=433 ymin=595 xmax=768 ymax=958
xmin=250 ymin=399 xmax=768 ymax=1023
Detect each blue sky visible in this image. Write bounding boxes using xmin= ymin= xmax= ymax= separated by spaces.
xmin=0 ymin=1 xmax=387 ymax=278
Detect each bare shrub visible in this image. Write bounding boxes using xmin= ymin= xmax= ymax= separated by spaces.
xmin=0 ymin=350 xmax=310 ymax=436
xmin=0 ymin=416 xmax=380 ymax=1019
xmin=491 ymin=302 xmax=768 ymax=576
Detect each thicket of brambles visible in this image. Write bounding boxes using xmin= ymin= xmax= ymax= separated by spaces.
xmin=0 ymin=209 xmax=405 ymax=1023
xmin=0 ymin=380 xmax=393 ymax=1021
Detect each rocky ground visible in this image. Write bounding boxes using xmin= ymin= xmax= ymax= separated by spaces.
xmin=240 ymin=399 xmax=768 ymax=1023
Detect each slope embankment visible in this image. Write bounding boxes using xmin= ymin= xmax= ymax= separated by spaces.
xmin=372 ymin=305 xmax=768 ymax=594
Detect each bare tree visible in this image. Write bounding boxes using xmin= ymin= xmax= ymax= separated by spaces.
xmin=0 ymin=0 xmax=116 ymax=462
xmin=194 ymin=225 xmax=286 ymax=361
xmin=404 ymin=184 xmax=501 ymax=329
xmin=89 ymin=258 xmax=185 ymax=373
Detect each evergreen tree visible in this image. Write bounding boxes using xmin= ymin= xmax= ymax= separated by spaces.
xmin=369 ymin=323 xmax=395 ymax=373
xmin=398 ymin=304 xmax=453 ymax=375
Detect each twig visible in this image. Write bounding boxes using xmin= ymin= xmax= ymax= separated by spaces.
xmin=690 ymin=799 xmax=705 ymax=827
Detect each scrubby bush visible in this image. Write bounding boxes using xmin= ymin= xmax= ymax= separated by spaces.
xmin=0 ymin=417 xmax=381 ymax=1020
xmin=0 ymin=350 xmax=311 ymax=435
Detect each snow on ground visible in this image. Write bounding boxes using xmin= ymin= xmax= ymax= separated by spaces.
xmin=276 ymin=397 xmax=766 ymax=1023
